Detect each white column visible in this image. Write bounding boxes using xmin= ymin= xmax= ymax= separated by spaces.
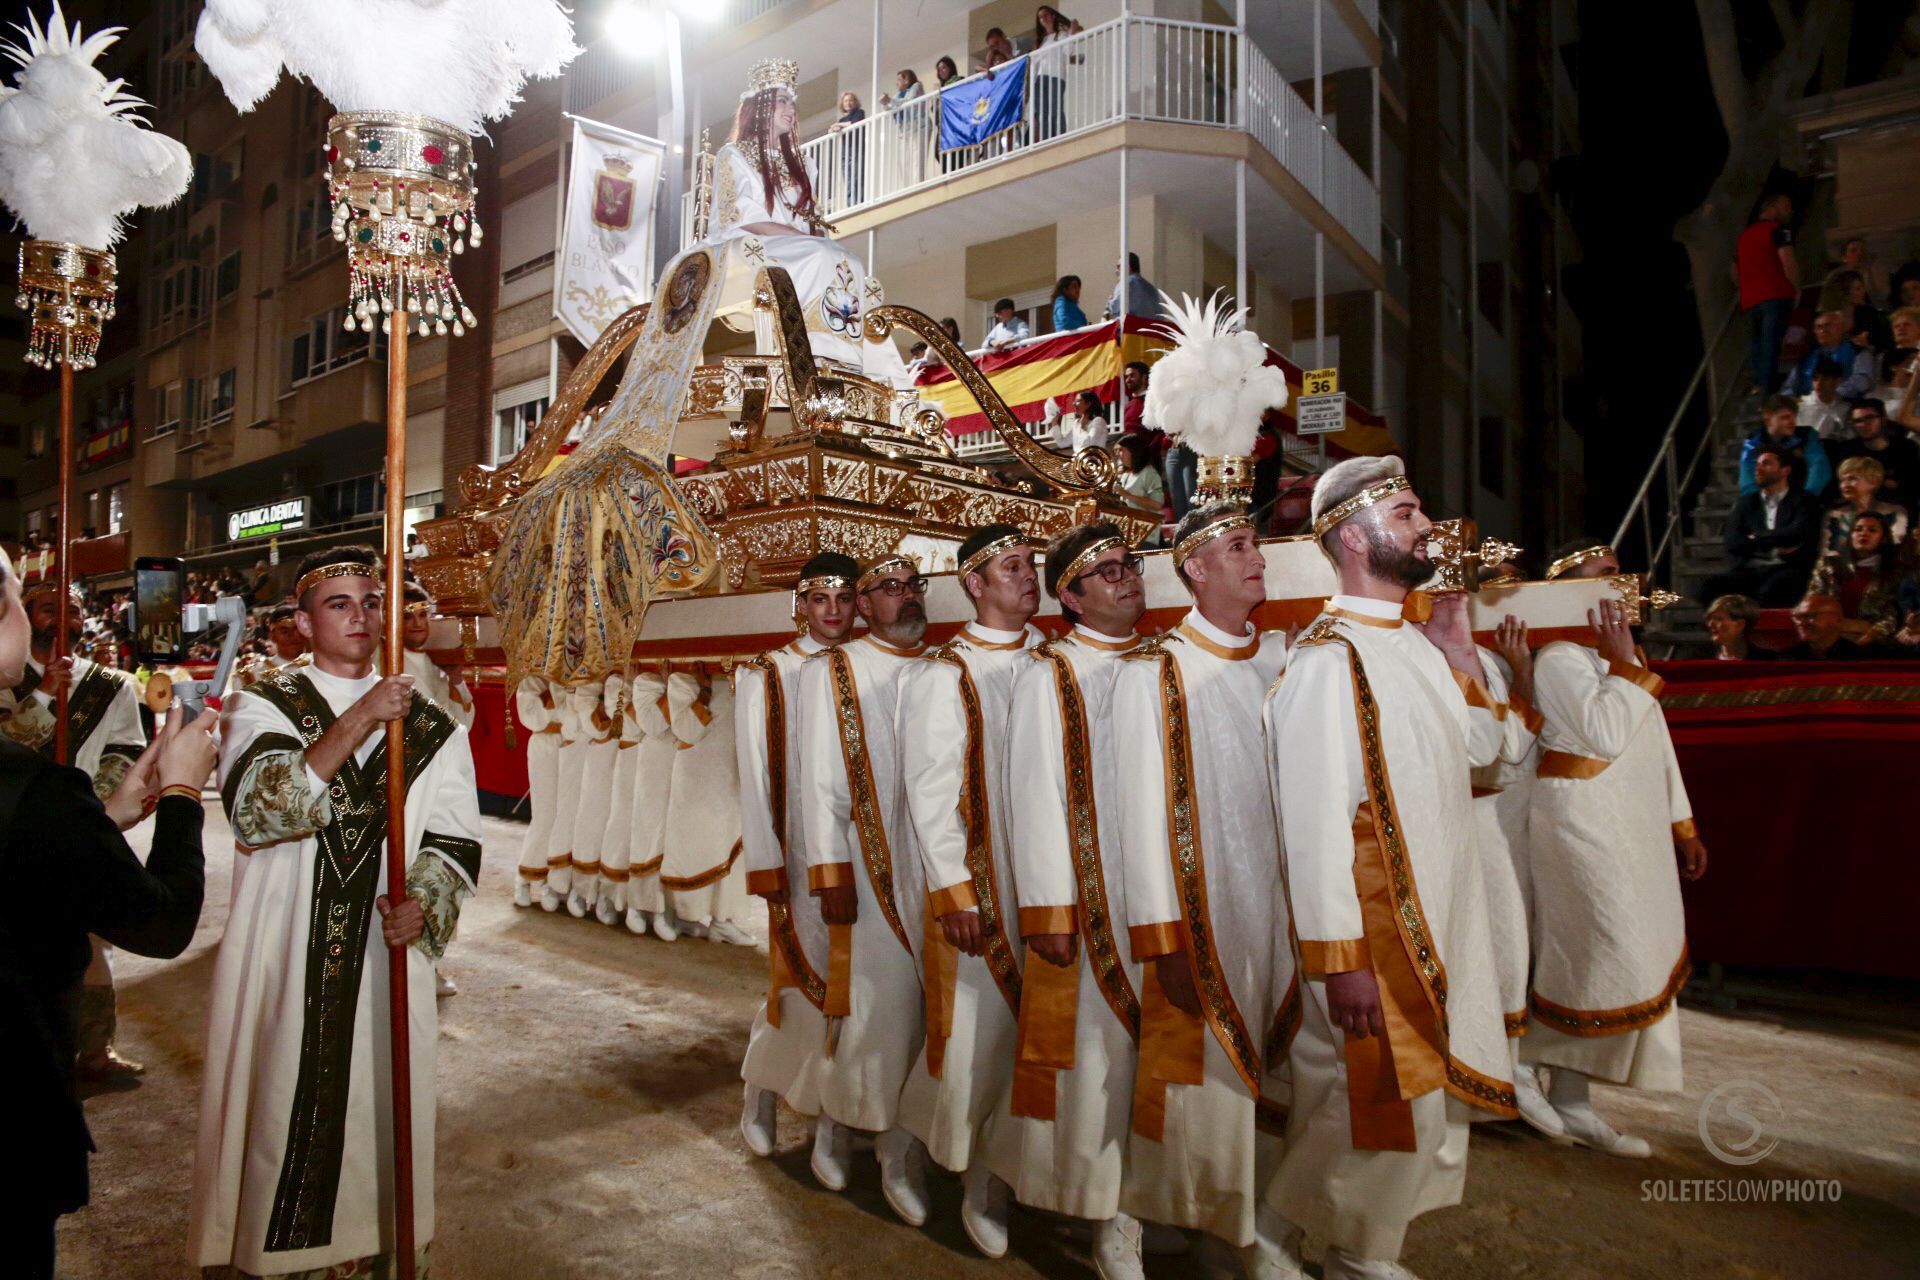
xmin=1235 ymin=161 xmax=1248 ymax=316
xmin=656 ymin=10 xmax=686 ymax=279
xmin=1117 ymin=146 xmax=1130 ymax=428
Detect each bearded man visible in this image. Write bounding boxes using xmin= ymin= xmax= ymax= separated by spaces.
xmin=1263 ymin=456 xmax=1514 ymax=1280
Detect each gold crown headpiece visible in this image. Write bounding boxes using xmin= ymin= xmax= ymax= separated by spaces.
xmin=743 ymin=58 xmax=800 ymax=101
xmin=959 ymin=532 xmax=1033 ymax=580
xmin=295 ymin=560 xmax=379 ymax=602
xmin=1053 ymin=535 xmax=1125 ymax=596
xmin=856 ymin=555 xmax=916 ymax=593
xmin=1172 ymin=511 xmax=1253 ymax=570
xmin=1545 ymin=544 xmax=1613 ymax=581
xmin=795 ymin=573 xmax=853 ymax=596
xmin=21 ymin=579 xmax=84 ymax=606
xmin=1311 ymin=475 xmax=1410 ymax=539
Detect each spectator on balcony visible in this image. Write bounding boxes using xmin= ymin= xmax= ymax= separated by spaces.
xmin=879 ymin=68 xmax=923 ymax=109
xmin=1032 ymin=6 xmax=1082 ymax=142
xmin=1703 ymin=594 xmax=1766 ymax=661
xmin=1736 ymin=192 xmax=1799 ymax=394
xmin=1054 ymin=390 xmax=1109 ymax=454
xmin=978 ymin=27 xmax=1018 ymax=72
xmin=985 ymin=299 xmax=1030 ymax=352
xmin=1739 ymin=394 xmax=1832 ymax=498
xmin=1704 ymin=443 xmax=1819 ymax=607
xmin=940 ymin=316 xmax=963 ymax=349
xmin=1822 ymin=269 xmax=1892 ymax=355
xmin=933 ymin=57 xmax=966 ymax=174
xmin=828 ymin=92 xmax=867 ymax=205
xmin=1781 ymin=592 xmax=1873 ymax=660
xmin=1051 ymin=275 xmax=1087 ymax=332
xmin=934 ymin=56 xmax=962 ymax=90
xmin=1113 ymin=434 xmax=1166 ymax=545
xmin=1105 ymin=252 xmax=1164 ymax=323
xmin=905 ymin=342 xmax=934 ymax=381
xmin=1119 ymin=359 xmax=1149 ymax=433
xmin=1787 ymin=310 xmax=1875 ymax=400
xmin=1832 ymin=398 xmax=1920 ymax=513
xmin=1797 ymin=359 xmax=1851 ymax=441
xmin=1824 ymin=455 xmax=1909 ymax=554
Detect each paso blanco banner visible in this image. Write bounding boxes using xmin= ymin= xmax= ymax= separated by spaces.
xmin=555 ymin=115 xmax=665 ymax=346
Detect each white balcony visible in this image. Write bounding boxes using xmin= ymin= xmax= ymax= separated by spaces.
xmin=683 ymin=16 xmax=1379 ymax=267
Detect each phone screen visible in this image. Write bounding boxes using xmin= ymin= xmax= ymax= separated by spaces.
xmin=134 ymin=558 xmax=187 ymax=664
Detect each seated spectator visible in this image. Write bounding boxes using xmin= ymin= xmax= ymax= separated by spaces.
xmin=1787 ymin=310 xmax=1876 ymax=398
xmin=1052 ymin=274 xmax=1087 ymax=331
xmin=1830 ymin=397 xmax=1920 ymax=512
xmin=1884 ymin=307 xmax=1920 ymax=418
xmin=1780 ymin=592 xmax=1874 ymax=660
xmin=984 ymin=298 xmax=1029 ymax=352
xmin=1797 ymin=359 xmax=1851 ymax=441
xmin=1821 ymin=269 xmax=1892 ymax=353
xmin=1825 ymin=455 xmax=1909 ymax=553
xmin=1704 ymin=443 xmax=1819 ymax=606
xmin=1739 ymin=394 xmax=1832 ymax=497
xmin=1893 ymin=260 xmax=1920 ymax=311
xmin=1827 ymin=510 xmax=1913 ymax=647
xmin=1113 ymin=434 xmax=1166 ymax=544
xmin=1704 ymin=594 xmax=1767 ymax=660
xmin=1827 ymin=237 xmax=1889 ymax=303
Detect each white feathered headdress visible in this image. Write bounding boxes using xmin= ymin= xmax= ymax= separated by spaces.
xmin=0 ymin=4 xmax=191 ymax=248
xmin=1141 ymin=290 xmax=1290 ymax=457
xmin=195 ymin=0 xmax=581 ymax=137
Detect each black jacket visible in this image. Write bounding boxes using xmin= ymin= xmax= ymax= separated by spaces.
xmin=0 ymin=738 xmax=205 ymax=1216
xmin=1722 ymin=486 xmax=1819 ymax=568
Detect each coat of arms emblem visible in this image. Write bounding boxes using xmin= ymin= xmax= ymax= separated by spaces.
xmin=593 ymin=153 xmax=638 ymax=231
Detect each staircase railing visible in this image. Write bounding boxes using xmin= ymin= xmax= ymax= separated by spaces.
xmin=1611 ymin=297 xmax=1746 ymax=580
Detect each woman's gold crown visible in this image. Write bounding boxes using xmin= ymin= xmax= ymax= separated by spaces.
xmin=745 ymin=57 xmax=800 ymax=99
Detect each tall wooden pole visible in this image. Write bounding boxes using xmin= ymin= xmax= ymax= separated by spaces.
xmin=382 ymin=317 xmax=416 ymax=1280
xmin=53 ymin=356 xmax=73 ymax=765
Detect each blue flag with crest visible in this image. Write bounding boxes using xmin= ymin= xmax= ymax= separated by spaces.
xmin=938 ymin=58 xmax=1028 ymax=153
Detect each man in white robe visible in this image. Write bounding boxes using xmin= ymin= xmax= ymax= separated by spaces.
xmin=565 ymin=678 xmax=618 ymax=918
xmin=595 ymin=669 xmax=641 ymax=926
xmin=1264 ymin=459 xmax=1515 ymax=1280
xmin=895 ymin=524 xmax=1042 ymax=1256
xmin=625 ymin=668 xmax=678 ymax=938
xmin=999 ymin=524 xmax=1159 ymax=1279
xmin=228 ymin=606 xmax=310 ymax=695
xmin=738 ymin=553 xmax=859 ymax=1159
xmin=795 ymin=553 xmax=930 ymax=1218
xmin=191 ymin=548 xmax=481 ymax=1280
xmin=512 ymin=675 xmax=561 ymax=909
xmin=1522 ymin=542 xmax=1707 ymax=1156
xmin=662 ymin=669 xmax=751 ymax=942
xmin=542 ymin=684 xmax=589 ymax=912
xmin=1111 ymin=503 xmax=1301 ymax=1277
xmin=400 ymin=582 xmax=474 ymax=730
xmin=5 ymin=581 xmax=148 ymax=1082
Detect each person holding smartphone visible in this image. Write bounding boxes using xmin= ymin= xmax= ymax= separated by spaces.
xmin=0 ymin=546 xmax=218 ymax=1280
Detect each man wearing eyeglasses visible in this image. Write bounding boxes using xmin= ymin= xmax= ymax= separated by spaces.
xmin=1111 ymin=501 xmax=1302 ymax=1278
xmin=997 ymin=523 xmax=1165 ymax=1279
xmin=738 ymin=553 xmax=860 ymax=1166
xmin=892 ymin=524 xmax=1043 ymax=1256
xmin=794 ymin=552 xmax=932 ymax=1217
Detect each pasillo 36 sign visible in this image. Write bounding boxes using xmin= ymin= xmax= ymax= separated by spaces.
xmin=229 ymin=498 xmax=308 ymax=541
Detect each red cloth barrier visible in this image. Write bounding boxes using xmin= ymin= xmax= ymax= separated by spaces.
xmin=468 ymin=678 xmax=529 ymax=801
xmin=1655 ymin=660 xmax=1920 ymax=980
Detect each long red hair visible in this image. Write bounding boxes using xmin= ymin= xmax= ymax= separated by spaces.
xmin=730 ymin=91 xmax=818 ymax=221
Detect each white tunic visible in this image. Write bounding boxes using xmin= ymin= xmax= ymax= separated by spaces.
xmin=1263 ymin=596 xmax=1511 ymax=1261
xmin=546 ymin=691 xmax=589 ymax=895
xmin=797 ymin=633 xmax=928 ymax=1133
xmin=737 ymin=635 xmax=832 ymax=1114
xmin=3 ymin=653 xmax=145 ymax=796
xmin=1111 ymin=609 xmax=1292 ymax=1248
xmin=513 ymin=677 xmax=561 ymax=884
xmin=626 ymin=671 xmax=675 ymax=917
xmin=1470 ymin=648 xmax=1541 ymax=1036
xmin=992 ymin=625 xmax=1143 ymax=1222
xmin=895 ymin=622 xmax=1039 ymax=1174
xmin=567 ymin=680 xmax=618 ymax=900
xmin=663 ymin=671 xmax=748 ymax=925
xmin=596 ymin=680 xmax=643 ymax=912
xmin=1523 ymin=642 xmax=1692 ymax=1091
xmin=402 ymin=647 xmax=474 ymax=729
xmin=191 ymin=665 xmax=480 ymax=1274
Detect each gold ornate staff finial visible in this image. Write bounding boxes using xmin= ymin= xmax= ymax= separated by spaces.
xmin=15 ymin=240 xmax=116 ymax=369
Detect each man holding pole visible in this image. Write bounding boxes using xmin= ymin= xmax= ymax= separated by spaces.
xmin=190 ymin=547 xmax=482 ymax=1280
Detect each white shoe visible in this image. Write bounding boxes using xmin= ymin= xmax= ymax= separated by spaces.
xmin=709 ymin=920 xmax=754 ymax=946
xmin=540 ymin=886 xmax=564 ymax=912
xmin=961 ymin=1162 xmax=1010 ymax=1258
xmin=434 ymin=969 xmax=457 ymax=998
xmin=625 ymin=907 xmax=650 ymax=937
xmin=653 ymin=912 xmax=679 ymax=942
xmin=1556 ymin=1105 xmax=1653 ymax=1158
xmin=876 ymin=1127 xmax=929 ymax=1227
xmin=1323 ymin=1247 xmax=1422 ymax=1280
xmin=595 ymin=895 xmax=620 ymax=926
xmin=513 ymin=880 xmax=534 ymax=908
xmin=1092 ymin=1213 xmax=1146 ymax=1280
xmin=809 ymin=1115 xmax=850 ymax=1191
xmin=740 ymin=1083 xmax=777 ymax=1158
xmin=567 ymin=889 xmax=591 ymax=918
xmin=1514 ymin=1065 xmax=1569 ymax=1140
xmin=1241 ymin=1205 xmax=1306 ymax=1279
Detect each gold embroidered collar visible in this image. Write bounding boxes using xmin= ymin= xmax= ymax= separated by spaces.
xmin=863 ymin=633 xmax=925 ymax=658
xmin=1177 ymin=619 xmax=1260 ymax=661
xmin=1069 ymin=627 xmax=1138 ymax=652
xmin=1327 ymin=605 xmax=1404 ymax=629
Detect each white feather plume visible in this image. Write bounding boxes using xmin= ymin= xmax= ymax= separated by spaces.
xmin=0 ymin=4 xmax=191 ymax=248
xmin=195 ymin=0 xmax=582 ymax=137
xmin=1141 ymin=289 xmax=1290 ymax=458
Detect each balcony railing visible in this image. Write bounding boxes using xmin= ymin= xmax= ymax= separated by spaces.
xmin=686 ymin=17 xmax=1379 ymax=262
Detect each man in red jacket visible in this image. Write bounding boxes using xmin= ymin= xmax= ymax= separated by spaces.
xmin=1736 ymin=192 xmax=1801 ymax=394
